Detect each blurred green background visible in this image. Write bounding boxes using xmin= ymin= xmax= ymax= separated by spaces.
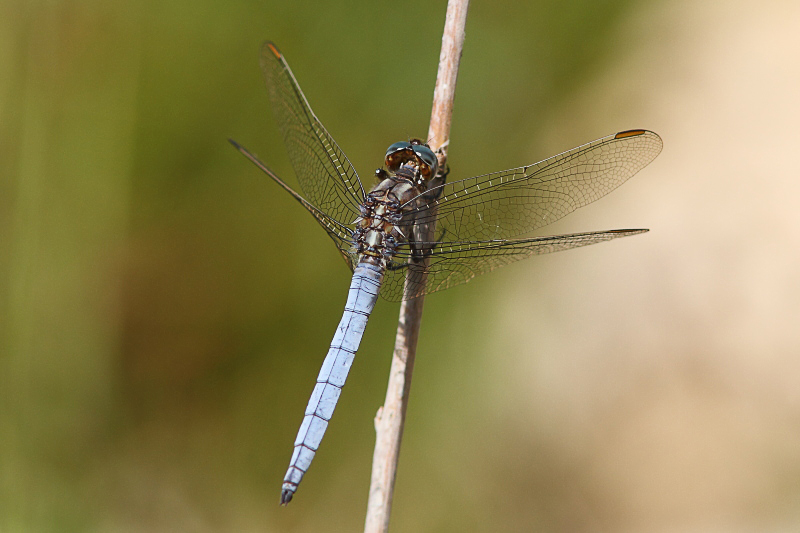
xmin=4 ymin=0 xmax=800 ymax=531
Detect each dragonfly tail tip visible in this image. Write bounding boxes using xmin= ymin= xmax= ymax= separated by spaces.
xmin=280 ymin=489 xmax=294 ymax=506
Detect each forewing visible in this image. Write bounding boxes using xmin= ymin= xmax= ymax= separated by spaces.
xmin=408 ymin=130 xmax=662 ymax=242
xmin=261 ymin=41 xmax=365 ymax=225
xmin=379 ymin=229 xmax=647 ymax=302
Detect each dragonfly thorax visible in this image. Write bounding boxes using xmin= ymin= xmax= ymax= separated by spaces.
xmin=353 ymin=176 xmax=425 ymax=266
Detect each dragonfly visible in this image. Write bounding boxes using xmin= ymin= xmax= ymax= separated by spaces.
xmin=230 ymin=41 xmax=662 ymax=505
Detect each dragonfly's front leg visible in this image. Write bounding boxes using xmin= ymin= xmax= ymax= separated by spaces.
xmin=388 ymin=224 xmax=449 ymax=271
xmin=397 ymin=165 xmax=446 ymax=263
xmin=421 ymin=164 xmax=449 ymax=201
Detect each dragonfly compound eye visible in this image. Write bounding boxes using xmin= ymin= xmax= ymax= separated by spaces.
xmin=384 ymin=141 xmax=413 ymax=171
xmin=412 ymin=144 xmax=438 ymax=179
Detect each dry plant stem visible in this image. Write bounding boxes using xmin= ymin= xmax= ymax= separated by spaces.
xmin=364 ymin=1 xmax=469 ymax=532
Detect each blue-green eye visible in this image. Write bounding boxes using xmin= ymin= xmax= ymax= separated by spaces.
xmin=384 ymin=142 xmax=413 ymax=172
xmin=385 ymin=142 xmax=412 ymax=159
xmin=412 ymin=145 xmax=438 ymax=177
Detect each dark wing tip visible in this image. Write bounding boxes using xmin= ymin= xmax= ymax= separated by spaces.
xmin=228 ymin=138 xmax=242 ymax=150
xmin=609 ymin=228 xmax=649 ymax=235
xmin=264 ymin=41 xmax=282 ymax=59
xmin=613 ymin=129 xmax=663 ymax=158
xmin=614 ymin=129 xmax=648 ymax=139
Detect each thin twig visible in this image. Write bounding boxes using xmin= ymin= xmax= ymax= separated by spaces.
xmin=363 ymin=1 xmax=469 ymax=531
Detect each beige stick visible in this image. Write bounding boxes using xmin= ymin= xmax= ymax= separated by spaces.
xmin=364 ymin=1 xmax=470 ymax=531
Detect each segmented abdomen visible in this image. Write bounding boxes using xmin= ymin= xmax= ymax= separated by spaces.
xmin=281 ymin=262 xmax=383 ymax=503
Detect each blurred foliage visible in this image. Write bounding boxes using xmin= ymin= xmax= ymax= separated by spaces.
xmin=1 ymin=0 xmax=649 ymax=530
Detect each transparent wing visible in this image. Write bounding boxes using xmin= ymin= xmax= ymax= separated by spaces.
xmin=406 ymin=130 xmax=662 ymax=243
xmin=379 ymin=229 xmax=647 ymax=302
xmin=261 ymin=41 xmax=365 ymax=225
xmin=229 ymin=139 xmax=359 ymax=271
xmin=377 ymin=130 xmax=661 ymax=301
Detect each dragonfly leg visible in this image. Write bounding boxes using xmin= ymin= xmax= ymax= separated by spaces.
xmin=386 ymin=261 xmax=409 ymax=272
xmin=421 ymin=164 xmax=448 ymax=201
xmin=391 ymin=225 xmax=448 ymax=269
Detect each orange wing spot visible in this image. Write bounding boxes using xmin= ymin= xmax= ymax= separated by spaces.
xmin=267 ymin=42 xmax=282 ymax=59
xmin=614 ymin=129 xmax=646 ymax=139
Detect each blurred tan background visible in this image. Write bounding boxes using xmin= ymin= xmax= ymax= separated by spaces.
xmin=2 ymin=0 xmax=800 ymax=531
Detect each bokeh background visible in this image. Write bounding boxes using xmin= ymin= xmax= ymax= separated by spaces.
xmin=3 ymin=0 xmax=800 ymax=531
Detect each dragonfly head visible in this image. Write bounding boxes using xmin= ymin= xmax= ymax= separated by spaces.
xmin=384 ymin=139 xmax=438 ymax=182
